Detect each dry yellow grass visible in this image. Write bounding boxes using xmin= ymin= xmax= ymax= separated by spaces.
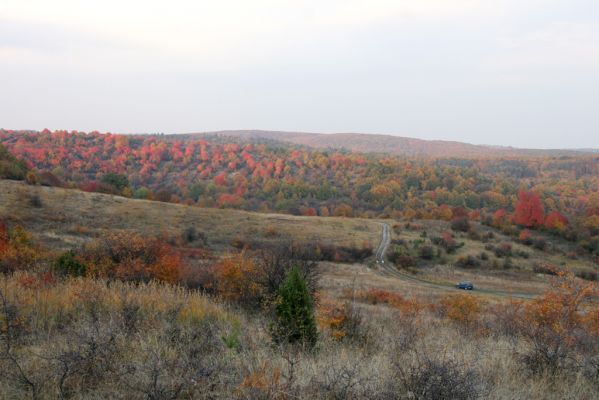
xmin=0 ymin=180 xmax=379 ymax=251
xmin=1 ymin=271 xmax=597 ymax=399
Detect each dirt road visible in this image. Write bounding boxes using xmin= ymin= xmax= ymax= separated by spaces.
xmin=375 ymin=223 xmax=537 ymax=299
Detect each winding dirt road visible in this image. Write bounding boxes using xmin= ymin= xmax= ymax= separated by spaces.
xmin=375 ymin=223 xmax=536 ymax=299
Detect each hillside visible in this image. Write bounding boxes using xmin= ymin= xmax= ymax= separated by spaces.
xmin=3 ymin=178 xmax=597 ymax=296
xmin=0 ymin=180 xmax=379 ymax=252
xmin=190 ymin=130 xmax=591 ymax=158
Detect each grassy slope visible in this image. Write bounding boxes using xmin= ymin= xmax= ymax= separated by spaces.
xmin=0 ymin=180 xmax=379 ymax=251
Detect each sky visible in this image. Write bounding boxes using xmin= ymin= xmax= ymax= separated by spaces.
xmin=1 ymin=0 xmax=598 ymax=149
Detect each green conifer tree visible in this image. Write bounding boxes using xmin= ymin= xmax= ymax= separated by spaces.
xmin=273 ymin=266 xmax=317 ymax=347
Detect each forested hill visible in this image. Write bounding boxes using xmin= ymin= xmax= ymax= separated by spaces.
xmin=186 ymin=130 xmax=591 ymax=159
xmin=1 ymin=129 xmax=598 ymax=249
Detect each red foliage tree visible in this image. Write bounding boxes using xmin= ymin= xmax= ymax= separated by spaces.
xmin=514 ymin=191 xmax=545 ymax=228
xmin=213 ymin=171 xmax=227 ymax=186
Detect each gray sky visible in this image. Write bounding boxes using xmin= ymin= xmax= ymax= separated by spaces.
xmin=1 ymin=0 xmax=598 ymax=148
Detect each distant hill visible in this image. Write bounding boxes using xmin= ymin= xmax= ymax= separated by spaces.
xmin=186 ymin=130 xmax=591 ymax=158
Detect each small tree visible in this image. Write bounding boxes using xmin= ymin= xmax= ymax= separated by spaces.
xmin=100 ymin=173 xmax=129 ymax=191
xmin=54 ymin=250 xmax=86 ymax=277
xmin=272 ymin=267 xmax=317 ymax=347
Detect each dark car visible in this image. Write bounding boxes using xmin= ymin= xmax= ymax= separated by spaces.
xmin=456 ymin=281 xmax=474 ymax=290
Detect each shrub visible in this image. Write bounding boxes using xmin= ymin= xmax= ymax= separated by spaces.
xmin=456 ymin=255 xmax=480 ymax=269
xmin=81 ymin=231 xmax=183 ymax=283
xmin=518 ymin=270 xmax=597 ymax=374
xmin=519 ymin=229 xmax=533 ymax=245
xmin=494 ymin=243 xmax=512 ymax=258
xmin=391 ymin=238 xmax=407 ymax=246
xmin=451 ymin=217 xmax=471 ymax=232
xmin=418 ymin=245 xmax=435 ymax=260
xmin=394 ymin=355 xmax=484 ymax=400
xmin=502 ymin=257 xmax=514 ymax=269
xmin=514 ymin=249 xmax=530 ymax=258
xmin=488 ymin=299 xmax=525 ymax=338
xmin=272 ymin=267 xmax=318 ymax=346
xmin=467 ymin=230 xmax=481 ymax=240
xmin=335 ymin=243 xmax=373 ymax=263
xmin=439 ymin=294 xmax=481 ymax=328
xmin=432 ymin=232 xmax=459 ymax=253
xmin=54 ymin=251 xmax=86 ymax=277
xmin=389 ymin=251 xmax=416 ymax=268
xmin=533 ymin=238 xmax=547 ymax=251
xmin=317 ymin=298 xmax=366 ymax=342
xmin=299 ymin=241 xmax=372 ymax=263
xmin=25 ymin=171 xmax=39 ymax=185
xmin=0 ymin=225 xmax=39 ymax=273
xmin=182 ymin=226 xmax=205 ymax=244
xmin=214 ymin=252 xmax=261 ymax=306
xmin=481 ymin=231 xmax=495 ymax=243
xmin=29 ymin=194 xmax=42 ymax=208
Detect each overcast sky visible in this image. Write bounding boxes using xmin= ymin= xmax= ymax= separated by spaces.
xmin=1 ymin=0 xmax=598 ymax=148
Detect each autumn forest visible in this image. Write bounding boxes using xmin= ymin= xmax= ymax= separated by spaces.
xmin=2 ymin=129 xmax=598 ymax=256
